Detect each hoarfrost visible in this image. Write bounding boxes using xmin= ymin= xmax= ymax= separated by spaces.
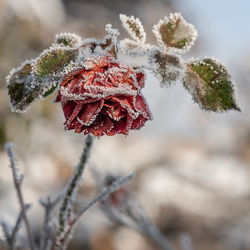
xmin=147 ymin=48 xmax=185 ymax=87
xmin=152 ymin=13 xmax=198 ymax=54
xmin=55 ymin=33 xmax=82 ymax=48
xmin=119 ymin=14 xmax=146 ymax=43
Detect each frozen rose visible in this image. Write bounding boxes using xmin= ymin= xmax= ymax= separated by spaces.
xmin=55 ymin=55 xmax=152 ymax=136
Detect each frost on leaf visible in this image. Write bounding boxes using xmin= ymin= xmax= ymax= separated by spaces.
xmin=32 ymin=47 xmax=78 ymax=99
xmin=120 ymin=14 xmax=146 ymax=43
xmin=153 ymin=13 xmax=197 ymax=53
xmin=34 ymin=47 xmax=78 ymax=79
xmin=184 ymin=58 xmax=240 ymax=112
xmin=148 ymin=49 xmax=184 ymax=87
xmin=119 ymin=39 xmax=151 ymax=57
xmin=55 ymin=33 xmax=82 ymax=48
xmin=6 ymin=60 xmax=36 ymax=112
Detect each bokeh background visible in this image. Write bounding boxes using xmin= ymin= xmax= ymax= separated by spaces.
xmin=1 ymin=0 xmax=250 ymax=249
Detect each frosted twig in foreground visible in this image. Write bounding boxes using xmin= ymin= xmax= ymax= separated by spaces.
xmin=57 ymin=174 xmax=135 ymax=250
xmin=56 ymin=135 xmax=93 ymax=246
xmin=39 ymin=195 xmax=62 ymax=250
xmin=101 ymin=184 xmax=174 ymax=250
xmin=5 ymin=143 xmax=35 ymax=250
xmin=1 ymin=204 xmax=31 ymax=250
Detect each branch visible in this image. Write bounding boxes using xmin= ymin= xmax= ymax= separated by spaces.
xmin=56 ymin=135 xmax=93 ymax=246
xmin=39 ymin=194 xmax=62 ymax=250
xmin=5 ymin=143 xmax=35 ymax=250
xmin=57 ymin=173 xmax=135 ymax=250
xmin=101 ymin=189 xmax=175 ymax=250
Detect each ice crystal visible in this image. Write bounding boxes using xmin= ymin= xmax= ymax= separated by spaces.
xmin=55 ymin=33 xmax=82 ymax=48
xmin=152 ymin=13 xmax=198 ymax=54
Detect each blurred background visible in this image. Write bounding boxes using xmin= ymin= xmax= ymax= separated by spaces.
xmin=1 ymin=0 xmax=250 ymax=249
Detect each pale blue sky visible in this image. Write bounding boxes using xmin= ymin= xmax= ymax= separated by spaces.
xmin=176 ymin=0 xmax=250 ymax=61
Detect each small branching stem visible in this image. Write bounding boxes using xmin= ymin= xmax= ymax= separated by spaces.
xmin=5 ymin=143 xmax=35 ymax=250
xmin=57 ymin=135 xmax=93 ymax=244
xmin=39 ymin=194 xmax=62 ymax=250
xmin=58 ymin=174 xmax=135 ymax=250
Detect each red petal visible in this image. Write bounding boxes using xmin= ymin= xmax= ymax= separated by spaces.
xmin=77 ymin=100 xmax=103 ymax=126
xmin=103 ymin=99 xmax=126 ymax=121
xmin=107 ymin=115 xmax=133 ymax=136
xmin=62 ymin=101 xmax=77 ymax=120
xmin=92 ymin=117 xmax=114 ymax=136
xmin=136 ymin=71 xmax=145 ymax=89
xmin=66 ymin=117 xmax=83 ymax=130
xmin=134 ymin=94 xmax=151 ymax=119
xmin=63 ymin=102 xmax=84 ymax=126
xmin=110 ymin=96 xmax=137 ymax=119
xmin=76 ymin=116 xmax=114 ymax=136
xmin=61 ymin=69 xmax=83 ymax=87
xmin=131 ymin=115 xmax=148 ymax=130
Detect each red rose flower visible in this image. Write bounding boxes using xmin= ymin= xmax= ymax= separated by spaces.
xmin=55 ymin=55 xmax=152 ymax=136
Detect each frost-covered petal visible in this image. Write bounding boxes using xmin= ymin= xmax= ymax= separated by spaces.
xmin=57 ymin=54 xmax=151 ymax=136
xmin=110 ymin=96 xmax=138 ymax=119
xmin=103 ymin=99 xmax=126 ymax=121
xmin=107 ymin=115 xmax=133 ymax=136
xmin=134 ymin=94 xmax=152 ymax=119
xmin=92 ymin=116 xmax=114 ymax=136
xmin=77 ymin=100 xmax=104 ymax=126
xmin=131 ymin=115 xmax=148 ymax=130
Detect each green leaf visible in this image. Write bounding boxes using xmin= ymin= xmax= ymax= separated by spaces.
xmin=6 ymin=60 xmax=35 ymax=112
xmin=153 ymin=13 xmax=197 ymax=53
xmin=148 ymin=49 xmax=184 ymax=87
xmin=120 ymin=14 xmax=146 ymax=43
xmin=184 ymin=58 xmax=240 ymax=112
xmin=34 ymin=47 xmax=78 ymax=79
xmin=55 ymin=33 xmax=82 ymax=48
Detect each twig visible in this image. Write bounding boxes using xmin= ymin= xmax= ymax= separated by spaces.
xmin=1 ymin=222 xmax=11 ymax=249
xmin=39 ymin=195 xmax=62 ymax=250
xmin=5 ymin=143 xmax=35 ymax=250
xmin=101 ymin=189 xmax=175 ymax=250
xmin=57 ymin=173 xmax=135 ymax=250
xmin=56 ymin=135 xmax=93 ymax=246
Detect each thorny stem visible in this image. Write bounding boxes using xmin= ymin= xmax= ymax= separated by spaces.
xmin=57 ymin=135 xmax=93 ymax=242
xmin=57 ymin=173 xmax=135 ymax=250
xmin=5 ymin=143 xmax=35 ymax=250
xmin=39 ymin=195 xmax=62 ymax=250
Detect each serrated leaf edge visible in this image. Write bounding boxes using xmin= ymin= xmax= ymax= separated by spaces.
xmin=152 ymin=12 xmax=198 ymax=54
xmin=184 ymin=57 xmax=240 ymax=112
xmin=120 ymin=14 xmax=146 ymax=43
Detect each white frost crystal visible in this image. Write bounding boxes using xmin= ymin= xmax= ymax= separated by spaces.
xmin=55 ymin=33 xmax=82 ymax=48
